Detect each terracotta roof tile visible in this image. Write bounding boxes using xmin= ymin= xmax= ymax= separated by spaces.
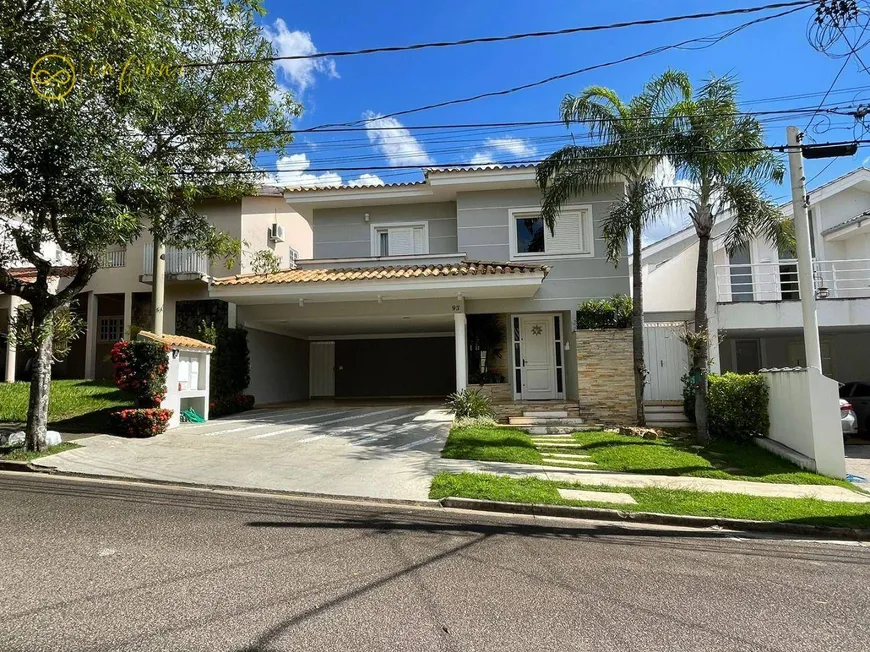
xmin=7 ymin=266 xmax=79 ymax=282
xmin=213 ymin=260 xmax=549 ymax=287
xmin=137 ymin=331 xmax=215 ymax=351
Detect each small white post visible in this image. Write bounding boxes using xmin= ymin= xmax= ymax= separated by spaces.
xmin=4 ymin=296 xmax=19 ymax=383
xmin=84 ymin=291 xmax=98 ymax=380
xmin=787 ymin=126 xmax=822 ymax=371
xmin=123 ymin=291 xmax=133 ymax=340
xmin=454 ymin=312 xmax=467 ymax=392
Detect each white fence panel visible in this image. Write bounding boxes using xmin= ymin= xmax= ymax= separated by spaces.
xmin=643 ymin=323 xmax=689 ymax=401
xmin=761 ymin=367 xmax=845 ymax=478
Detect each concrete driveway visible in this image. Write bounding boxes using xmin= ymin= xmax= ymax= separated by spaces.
xmin=32 ymin=403 xmax=454 ymax=501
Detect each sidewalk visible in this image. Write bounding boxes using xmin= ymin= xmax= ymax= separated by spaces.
xmin=437 ymin=459 xmax=870 ymax=504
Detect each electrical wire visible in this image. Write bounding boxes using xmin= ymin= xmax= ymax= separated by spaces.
xmin=181 ymin=1 xmax=818 ymax=68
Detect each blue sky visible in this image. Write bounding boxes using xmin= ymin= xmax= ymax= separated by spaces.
xmin=257 ymin=0 xmax=870 ymax=243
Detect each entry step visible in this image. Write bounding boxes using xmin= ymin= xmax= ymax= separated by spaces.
xmin=522 ymin=410 xmax=568 ymax=418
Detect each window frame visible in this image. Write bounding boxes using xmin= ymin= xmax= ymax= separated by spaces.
xmin=369 ymin=221 xmax=430 ymax=257
xmin=507 ymin=205 xmax=594 ymax=260
xmin=98 ymin=316 xmax=124 ymax=342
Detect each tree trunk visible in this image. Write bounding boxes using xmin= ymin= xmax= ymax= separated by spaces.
xmin=631 ymin=222 xmax=646 ymax=426
xmin=25 ymin=310 xmax=54 ymax=452
xmin=693 ymin=232 xmax=711 ymax=444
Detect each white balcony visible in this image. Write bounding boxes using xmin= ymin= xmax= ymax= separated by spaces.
xmin=98 ymin=249 xmax=126 ymax=268
xmin=715 ymin=258 xmax=870 ymax=303
xmin=142 ymin=244 xmax=209 ymax=279
xmin=714 ymin=258 xmax=870 ymax=331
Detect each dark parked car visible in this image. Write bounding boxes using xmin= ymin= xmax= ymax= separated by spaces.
xmin=839 ymin=382 xmax=870 ymax=434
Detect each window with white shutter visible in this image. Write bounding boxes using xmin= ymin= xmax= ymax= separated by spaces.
xmin=371 ymin=222 xmax=428 ymax=256
xmin=509 ymin=207 xmax=592 ymax=258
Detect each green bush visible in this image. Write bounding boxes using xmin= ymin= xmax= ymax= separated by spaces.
xmin=210 ymin=393 xmax=255 ymax=418
xmin=211 ymin=328 xmax=250 ymax=399
xmin=108 ymin=408 xmax=172 ymax=437
xmin=110 ymin=340 xmax=169 ymax=408
xmin=707 ymin=373 xmax=770 ymax=441
xmin=681 ymin=372 xmax=696 ymax=422
xmin=445 ymin=388 xmax=493 ymax=419
xmin=576 ymin=294 xmax=632 ymax=330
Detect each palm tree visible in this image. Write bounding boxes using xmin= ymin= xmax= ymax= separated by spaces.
xmin=667 ymin=76 xmax=787 ymax=442
xmin=537 ymin=71 xmax=691 ymax=426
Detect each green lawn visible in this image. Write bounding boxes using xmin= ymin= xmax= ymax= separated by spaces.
xmin=1 ymin=442 xmax=80 ymax=461
xmin=430 ymin=472 xmax=870 ymax=530
xmin=442 ymin=425 xmax=854 ymax=489
xmin=441 ymin=424 xmax=544 ymax=465
xmin=0 ymin=380 xmax=134 ymax=431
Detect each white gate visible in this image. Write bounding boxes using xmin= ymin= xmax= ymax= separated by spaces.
xmin=643 ymin=323 xmax=689 ymax=401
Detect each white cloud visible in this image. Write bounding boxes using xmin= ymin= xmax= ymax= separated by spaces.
xmin=263 ymin=19 xmax=338 ymax=92
xmin=363 ymin=111 xmax=433 ymax=167
xmin=267 ymin=154 xmax=384 ymax=189
xmin=272 ymin=153 xmax=342 ymax=188
xmin=469 ymin=136 xmax=537 ymax=166
xmin=346 ymin=173 xmax=385 ymax=187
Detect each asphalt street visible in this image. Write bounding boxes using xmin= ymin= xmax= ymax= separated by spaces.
xmin=1 ymin=472 xmax=868 ymax=652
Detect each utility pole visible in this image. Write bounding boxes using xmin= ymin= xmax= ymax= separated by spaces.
xmin=786 ymin=126 xmax=822 ymax=371
xmin=151 ymin=237 xmax=166 ymax=336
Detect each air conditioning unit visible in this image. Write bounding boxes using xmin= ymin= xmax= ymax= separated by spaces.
xmin=268 ymin=223 xmax=285 ymax=243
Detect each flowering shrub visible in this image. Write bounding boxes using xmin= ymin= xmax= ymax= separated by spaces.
xmin=108 ymin=408 xmax=172 ymax=438
xmin=210 ymin=394 xmax=255 ymax=418
xmin=111 ymin=340 xmax=169 ymax=407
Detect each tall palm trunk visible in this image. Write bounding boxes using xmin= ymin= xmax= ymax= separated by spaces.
xmin=631 ymin=220 xmax=646 ymax=426
xmin=693 ymin=231 xmax=711 ymax=443
xmin=24 ymin=309 xmax=54 ymax=452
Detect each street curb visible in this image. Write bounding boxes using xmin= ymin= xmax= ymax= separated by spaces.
xmin=3 ymin=464 xmax=439 ymax=509
xmin=439 ymin=497 xmax=870 ymax=540
xmin=0 ymin=460 xmax=41 ymax=472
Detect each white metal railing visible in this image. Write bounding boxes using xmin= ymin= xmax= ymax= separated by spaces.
xmin=714 ymin=258 xmax=870 ymax=302
xmin=142 ymin=244 xmax=209 ymax=276
xmin=98 ymin=249 xmax=126 ymax=268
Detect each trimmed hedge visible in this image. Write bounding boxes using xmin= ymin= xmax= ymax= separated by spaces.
xmin=576 ymin=295 xmax=632 ymax=330
xmin=211 ymin=328 xmax=250 ymax=399
xmin=683 ymin=372 xmax=770 ymax=441
xmin=210 ymin=393 xmax=255 ymax=418
xmin=108 ymin=408 xmax=172 ymax=438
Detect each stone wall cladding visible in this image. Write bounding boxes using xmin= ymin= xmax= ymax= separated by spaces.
xmin=473 ymin=383 xmax=512 ymax=404
xmin=576 ymin=329 xmax=637 ymax=425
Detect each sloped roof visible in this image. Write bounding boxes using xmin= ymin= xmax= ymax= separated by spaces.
xmin=137 ymin=331 xmax=215 ymax=351
xmin=7 ymin=266 xmax=79 ymax=282
xmin=213 ymin=260 xmax=549 ymax=287
xmin=283 ymin=180 xmax=426 ymax=193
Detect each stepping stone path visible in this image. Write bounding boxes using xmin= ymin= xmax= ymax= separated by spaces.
xmin=531 ymin=438 xmax=599 ymax=468
xmin=558 ymin=488 xmax=637 ymax=505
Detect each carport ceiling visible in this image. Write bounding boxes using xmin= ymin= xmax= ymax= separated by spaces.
xmin=246 ymin=313 xmax=455 ymax=337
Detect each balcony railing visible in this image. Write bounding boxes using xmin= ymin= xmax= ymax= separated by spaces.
xmin=143 ymin=244 xmax=209 ymax=277
xmin=98 ymin=249 xmax=126 ymax=268
xmin=714 ymin=258 xmax=870 ymax=302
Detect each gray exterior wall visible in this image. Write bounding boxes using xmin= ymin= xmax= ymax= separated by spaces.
xmin=457 ymin=186 xmax=630 ymax=315
xmin=313 ymin=201 xmax=458 ymax=259
xmin=246 ymin=328 xmax=309 ymax=404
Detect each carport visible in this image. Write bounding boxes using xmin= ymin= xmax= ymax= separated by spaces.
xmin=209 ymin=256 xmax=548 ymax=404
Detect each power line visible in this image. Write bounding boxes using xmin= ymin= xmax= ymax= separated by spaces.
xmin=182 ymin=1 xmax=818 ymax=69
xmin=172 ymin=138 xmax=870 ymax=175
xmin=300 ymin=5 xmax=814 ymax=131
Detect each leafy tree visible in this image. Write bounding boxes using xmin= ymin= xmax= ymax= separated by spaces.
xmin=537 ymin=71 xmax=691 ymax=425
xmin=667 ymin=76 xmax=788 ymax=442
xmin=0 ymin=0 xmax=298 ymax=450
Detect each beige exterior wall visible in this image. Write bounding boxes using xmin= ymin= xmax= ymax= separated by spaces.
xmin=240 ymin=195 xmax=313 ymax=271
xmin=575 ymin=329 xmax=637 ymax=424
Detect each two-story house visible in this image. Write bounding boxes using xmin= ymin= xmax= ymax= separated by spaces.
xmin=642 ymin=166 xmax=870 ymax=405
xmin=208 ymin=165 xmax=630 ymax=409
xmin=1 ymin=186 xmax=312 ymax=381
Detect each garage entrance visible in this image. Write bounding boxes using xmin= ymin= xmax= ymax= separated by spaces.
xmin=310 ymin=336 xmax=455 ymax=399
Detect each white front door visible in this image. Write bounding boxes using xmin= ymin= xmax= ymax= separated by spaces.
xmin=310 ymin=341 xmax=335 ymax=397
xmin=519 ymin=315 xmax=557 ymax=400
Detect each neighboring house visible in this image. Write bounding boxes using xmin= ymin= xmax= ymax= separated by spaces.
xmin=1 ymin=186 xmax=312 ymax=381
xmin=209 ymin=165 xmax=630 ymax=408
xmin=642 ymin=166 xmax=870 ymax=403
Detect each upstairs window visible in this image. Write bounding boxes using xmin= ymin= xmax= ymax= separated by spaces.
xmin=371 ymin=222 xmax=428 ymax=256
xmin=510 ymin=207 xmax=593 ymax=258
